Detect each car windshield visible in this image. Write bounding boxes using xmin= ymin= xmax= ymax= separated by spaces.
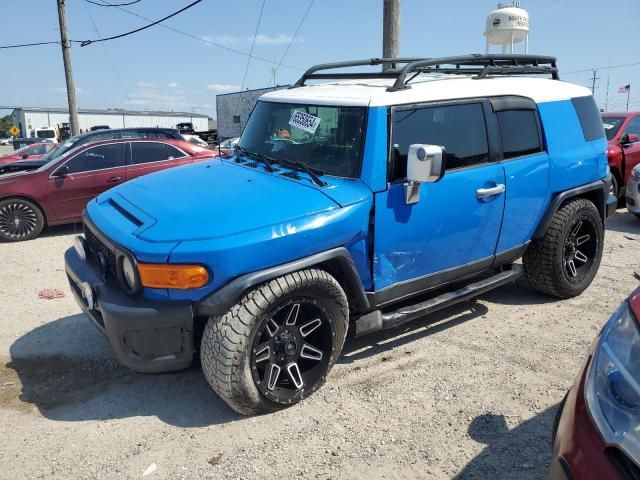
xmin=36 ymin=130 xmax=55 ymax=139
xmin=45 ymin=136 xmax=81 ymax=161
xmin=239 ymin=101 xmax=367 ymax=178
xmin=602 ymin=116 xmax=625 ymax=140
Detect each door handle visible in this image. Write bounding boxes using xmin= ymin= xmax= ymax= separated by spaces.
xmin=476 ymin=184 xmax=505 ymax=198
xmin=106 ymin=176 xmax=122 ymax=184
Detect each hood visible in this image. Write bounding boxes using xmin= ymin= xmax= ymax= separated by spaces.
xmin=93 ymin=159 xmax=370 ymax=243
xmin=0 ymin=159 xmax=47 ymax=177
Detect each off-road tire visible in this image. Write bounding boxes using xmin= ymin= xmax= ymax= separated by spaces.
xmin=201 ymin=269 xmax=349 ymax=415
xmin=0 ymin=198 xmax=45 ymax=242
xmin=523 ymin=198 xmax=603 ymax=299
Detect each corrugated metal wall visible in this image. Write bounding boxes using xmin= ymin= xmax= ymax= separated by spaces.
xmin=10 ymin=109 xmax=208 ymax=137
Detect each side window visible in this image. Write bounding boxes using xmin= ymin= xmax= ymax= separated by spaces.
xmin=63 ymin=143 xmax=126 ymax=174
xmin=130 ymin=142 xmax=171 ymax=164
xmin=624 ymin=117 xmax=640 ymax=137
xmin=572 ymin=96 xmax=605 ymax=141
xmin=88 ymin=133 xmax=117 ymax=142
xmin=165 ymin=145 xmax=187 ymax=159
xmin=31 ymin=145 xmax=46 ymax=155
xmin=391 ymin=102 xmax=489 ymax=179
xmin=496 ymin=110 xmax=543 ymax=159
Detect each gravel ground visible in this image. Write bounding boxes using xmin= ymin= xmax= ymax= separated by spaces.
xmin=0 ymin=146 xmax=638 ymax=479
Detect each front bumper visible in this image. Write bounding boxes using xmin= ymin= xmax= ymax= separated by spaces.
xmin=625 ymin=178 xmax=640 ymax=214
xmin=549 ymin=357 xmax=624 ymax=480
xmin=65 ymin=247 xmax=195 ymax=373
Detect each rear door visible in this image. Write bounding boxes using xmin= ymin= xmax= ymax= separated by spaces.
xmin=373 ymin=100 xmax=506 ymax=300
xmin=622 ymin=116 xmax=640 ymax=184
xmin=125 ymin=141 xmax=193 ymax=181
xmin=47 ymin=143 xmax=126 ymax=222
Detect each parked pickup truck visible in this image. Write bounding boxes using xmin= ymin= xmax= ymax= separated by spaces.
xmin=65 ymin=54 xmax=616 ymax=415
xmin=602 ymin=112 xmax=640 ymax=198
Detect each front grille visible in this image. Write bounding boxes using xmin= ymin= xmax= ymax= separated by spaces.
xmin=83 ymin=222 xmax=117 ymax=278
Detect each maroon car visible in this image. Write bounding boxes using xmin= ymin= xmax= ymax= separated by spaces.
xmin=0 ymin=138 xmax=216 ymax=241
xmin=0 ymin=143 xmax=57 ymax=164
xmin=602 ymin=112 xmax=640 ymax=198
xmin=550 ymin=286 xmax=640 ymax=479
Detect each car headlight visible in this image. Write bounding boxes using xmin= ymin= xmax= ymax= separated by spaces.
xmin=585 ymin=302 xmax=640 ymax=462
xmin=631 ymin=167 xmax=640 ymax=182
xmin=73 ymin=236 xmax=88 ymax=261
xmin=120 ymin=256 xmax=139 ymax=292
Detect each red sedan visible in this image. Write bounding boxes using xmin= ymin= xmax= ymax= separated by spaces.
xmin=602 ymin=112 xmax=640 ymax=198
xmin=0 ymin=143 xmax=57 ymax=164
xmin=0 ymin=138 xmax=216 ymax=241
xmin=550 ymin=286 xmax=640 ymax=479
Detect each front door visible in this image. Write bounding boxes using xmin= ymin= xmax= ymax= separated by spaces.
xmin=47 ymin=142 xmax=126 ymax=223
xmin=373 ymin=101 xmax=505 ymax=303
xmin=622 ymin=116 xmax=640 ymax=185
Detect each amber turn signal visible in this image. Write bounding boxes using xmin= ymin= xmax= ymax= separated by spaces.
xmin=137 ymin=263 xmax=209 ymax=290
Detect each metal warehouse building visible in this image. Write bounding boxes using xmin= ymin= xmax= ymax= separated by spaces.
xmin=216 ymin=85 xmax=289 ymax=140
xmin=10 ymin=107 xmax=210 ymax=138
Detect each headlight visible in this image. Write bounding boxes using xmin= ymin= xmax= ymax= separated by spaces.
xmin=585 ymin=302 xmax=640 ymax=462
xmin=631 ymin=167 xmax=640 ymax=182
xmin=74 ymin=236 xmax=88 ymax=261
xmin=120 ymin=256 xmax=139 ymax=291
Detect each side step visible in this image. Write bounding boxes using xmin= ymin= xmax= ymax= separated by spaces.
xmin=355 ymin=264 xmax=523 ymax=336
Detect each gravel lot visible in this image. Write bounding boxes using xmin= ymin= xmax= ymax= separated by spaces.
xmin=0 ymin=141 xmax=639 ymax=479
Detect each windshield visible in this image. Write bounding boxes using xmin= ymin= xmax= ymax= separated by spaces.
xmin=36 ymin=130 xmax=55 ymax=139
xmin=239 ymin=101 xmax=367 ymax=178
xmin=602 ymin=116 xmax=625 ymax=140
xmin=45 ymin=137 xmax=79 ymax=161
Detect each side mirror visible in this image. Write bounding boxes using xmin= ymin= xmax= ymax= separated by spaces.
xmin=53 ymin=165 xmax=70 ymax=177
xmin=404 ymin=144 xmax=445 ymax=204
xmin=22 ymin=153 xmax=29 ymax=159
xmin=627 ymin=133 xmax=639 ymax=144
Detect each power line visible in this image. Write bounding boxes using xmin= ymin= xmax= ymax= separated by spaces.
xmin=235 ymin=0 xmax=266 ymax=116
xmin=79 ymin=0 xmax=202 ymax=47
xmin=0 ymin=41 xmax=60 ymax=50
xmin=96 ymin=0 xmax=302 ymax=70
xmin=271 ymin=0 xmax=315 ymax=82
xmin=83 ymin=1 xmax=130 ymax=103
xmin=564 ymin=61 xmax=640 ymax=76
xmin=86 ymin=0 xmax=142 ymax=6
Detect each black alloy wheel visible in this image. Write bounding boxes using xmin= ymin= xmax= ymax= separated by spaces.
xmin=0 ymin=199 xmax=45 ymax=241
xmin=251 ymin=299 xmax=333 ymax=405
xmin=563 ymin=217 xmax=597 ymax=282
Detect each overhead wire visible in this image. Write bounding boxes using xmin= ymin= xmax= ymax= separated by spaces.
xmin=86 ymin=0 xmax=142 ymax=6
xmin=79 ymin=0 xmax=202 ymax=46
xmin=83 ymin=1 xmax=130 ymax=103
xmin=0 ymin=41 xmax=61 ymax=49
xmin=234 ymin=0 xmax=267 ymax=116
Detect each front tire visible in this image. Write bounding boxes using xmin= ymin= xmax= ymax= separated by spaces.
xmin=523 ymin=198 xmax=603 ymax=299
xmin=201 ymin=269 xmax=348 ymax=415
xmin=0 ymin=198 xmax=45 ymax=242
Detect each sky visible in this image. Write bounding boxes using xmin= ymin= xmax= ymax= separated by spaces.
xmin=1 ymin=0 xmax=639 ymax=120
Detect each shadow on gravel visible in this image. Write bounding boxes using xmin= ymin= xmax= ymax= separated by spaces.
xmin=40 ymin=222 xmax=83 ymax=238
xmin=4 ymin=314 xmax=240 ymax=426
xmin=605 ymin=209 xmax=640 ymax=235
xmin=455 ymin=405 xmax=558 ymax=479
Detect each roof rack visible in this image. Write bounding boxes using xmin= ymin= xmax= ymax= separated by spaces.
xmin=291 ymin=54 xmax=559 ymax=92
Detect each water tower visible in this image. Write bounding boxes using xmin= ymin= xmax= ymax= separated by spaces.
xmin=484 ymin=1 xmax=530 ymax=54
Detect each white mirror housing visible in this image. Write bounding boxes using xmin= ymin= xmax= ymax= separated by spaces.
xmin=403 ymin=144 xmax=445 ymax=205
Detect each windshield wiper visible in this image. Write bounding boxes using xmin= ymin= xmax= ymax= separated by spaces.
xmin=275 ymin=158 xmax=327 ymax=187
xmin=235 ymin=146 xmax=275 ymax=172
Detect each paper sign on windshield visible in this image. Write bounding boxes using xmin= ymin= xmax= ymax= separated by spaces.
xmin=289 ymin=110 xmax=321 ymax=134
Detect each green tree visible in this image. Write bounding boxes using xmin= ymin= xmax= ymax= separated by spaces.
xmin=0 ymin=115 xmax=12 ymax=132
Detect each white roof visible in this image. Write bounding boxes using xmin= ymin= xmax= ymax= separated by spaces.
xmin=260 ymin=75 xmax=592 ymax=107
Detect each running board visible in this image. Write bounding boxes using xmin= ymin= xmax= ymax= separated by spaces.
xmin=355 ymin=265 xmax=523 ymax=336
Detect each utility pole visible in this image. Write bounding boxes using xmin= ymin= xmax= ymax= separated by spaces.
xmin=383 ymin=0 xmax=400 ymax=71
xmin=57 ymin=0 xmax=80 ymax=136
xmin=604 ymin=58 xmax=611 ymax=112
xmin=589 ymin=69 xmax=600 ymax=96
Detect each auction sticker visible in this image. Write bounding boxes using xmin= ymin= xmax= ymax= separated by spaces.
xmin=289 ymin=110 xmax=321 ymax=134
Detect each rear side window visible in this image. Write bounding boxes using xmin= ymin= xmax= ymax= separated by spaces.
xmin=496 ymin=110 xmax=543 ymax=159
xmin=572 ymin=96 xmax=605 ymax=141
xmin=130 ymin=142 xmax=187 ymax=164
xmin=63 ymin=143 xmax=126 ymax=173
xmin=624 ymin=117 xmax=640 ymax=137
xmin=391 ymin=102 xmax=489 ymax=179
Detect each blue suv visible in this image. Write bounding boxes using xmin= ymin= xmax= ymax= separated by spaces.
xmin=65 ymin=55 xmax=616 ymax=414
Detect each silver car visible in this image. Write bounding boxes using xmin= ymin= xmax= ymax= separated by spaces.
xmin=626 ymin=164 xmax=640 ymax=218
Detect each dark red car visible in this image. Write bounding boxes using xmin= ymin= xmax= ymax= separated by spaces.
xmin=550 ymin=286 xmax=640 ymax=479
xmin=0 ymin=143 xmax=57 ymax=164
xmin=602 ymin=112 xmax=640 ymax=198
xmin=0 ymin=138 xmax=216 ymax=241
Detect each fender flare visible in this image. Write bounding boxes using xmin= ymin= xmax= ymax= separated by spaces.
xmin=196 ymin=247 xmax=370 ymax=317
xmin=533 ymin=176 xmax=610 ymax=239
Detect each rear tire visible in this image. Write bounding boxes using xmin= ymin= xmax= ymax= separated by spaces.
xmin=523 ymin=199 xmax=603 ymax=299
xmin=0 ymin=198 xmax=45 ymax=242
xmin=200 ymin=269 xmax=348 ymax=415
xmin=610 ymin=174 xmax=620 ymax=199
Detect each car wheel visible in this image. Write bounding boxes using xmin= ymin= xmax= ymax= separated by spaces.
xmin=0 ymin=198 xmax=45 ymax=242
xmin=201 ymin=269 xmax=349 ymax=415
xmin=523 ymin=198 xmax=603 ymax=299
xmin=610 ymin=175 xmax=619 ymax=199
